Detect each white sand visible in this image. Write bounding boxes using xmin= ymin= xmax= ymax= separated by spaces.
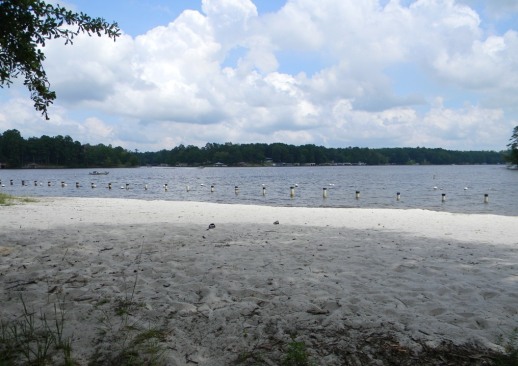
xmin=1 ymin=197 xmax=517 ymax=364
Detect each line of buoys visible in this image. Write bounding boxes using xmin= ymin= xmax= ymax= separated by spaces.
xmin=0 ymin=179 xmax=494 ymax=207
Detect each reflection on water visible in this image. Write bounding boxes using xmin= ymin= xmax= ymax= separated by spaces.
xmin=1 ymin=165 xmax=517 ymax=216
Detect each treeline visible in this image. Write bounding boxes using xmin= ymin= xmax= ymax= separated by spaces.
xmin=140 ymin=142 xmax=503 ymax=166
xmin=0 ymin=129 xmax=505 ymax=169
xmin=0 ymin=129 xmax=138 ymax=168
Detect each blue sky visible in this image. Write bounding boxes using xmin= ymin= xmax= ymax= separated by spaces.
xmin=1 ymin=0 xmax=517 ymax=152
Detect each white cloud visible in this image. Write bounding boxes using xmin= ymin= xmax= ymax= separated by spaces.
xmin=83 ymin=117 xmax=113 ymax=139
xmin=4 ymin=0 xmax=517 ymax=151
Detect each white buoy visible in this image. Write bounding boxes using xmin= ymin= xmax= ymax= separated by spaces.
xmin=355 ymin=191 xmax=360 ymax=199
xmin=186 ymin=185 xmax=190 ymax=192
xmin=144 ymin=184 xmax=148 ymax=190
xmin=484 ymin=193 xmax=489 ymax=204
xmin=433 ymin=186 xmax=438 ymax=190
xmin=464 ymin=187 xmax=468 ymax=191
xmin=442 ymin=193 xmax=446 ymax=202
xmin=396 ymin=192 xmax=401 ymax=201
xmin=290 ymin=186 xmax=295 ymax=198
xmin=294 ymin=183 xmax=299 ymax=187
xmin=323 ymin=187 xmax=328 ymax=198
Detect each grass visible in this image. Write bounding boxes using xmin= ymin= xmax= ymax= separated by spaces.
xmin=281 ymin=341 xmax=313 ymax=366
xmin=496 ymin=328 xmax=518 ymax=366
xmin=0 ymin=193 xmax=37 ymax=205
xmin=90 ymin=301 xmax=169 ymax=366
xmin=1 ymin=245 xmax=169 ymax=366
xmin=89 ymin=247 xmax=169 ymax=365
xmin=1 ymin=287 xmax=168 ymax=366
xmin=0 ymin=296 xmax=74 ymax=366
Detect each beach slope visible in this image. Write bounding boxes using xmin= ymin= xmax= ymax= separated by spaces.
xmin=1 ymin=197 xmax=517 ymax=365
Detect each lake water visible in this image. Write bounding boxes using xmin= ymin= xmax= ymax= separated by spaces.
xmin=1 ymin=165 xmax=517 ymax=216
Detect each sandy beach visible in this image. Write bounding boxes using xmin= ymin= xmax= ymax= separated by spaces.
xmin=1 ymin=197 xmax=517 ymax=365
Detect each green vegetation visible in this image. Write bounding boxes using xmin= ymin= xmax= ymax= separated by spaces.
xmin=1 ymin=270 xmax=169 ymax=366
xmin=90 ymin=248 xmax=169 ymax=365
xmin=0 ymin=296 xmax=168 ymax=366
xmin=0 ymin=192 xmax=12 ymax=205
xmin=0 ymin=0 xmax=120 ymax=119
xmin=0 ymin=129 xmax=138 ymax=168
xmin=0 ymin=192 xmax=36 ymax=205
xmin=0 ymin=129 xmax=504 ymax=169
xmin=506 ymin=126 xmax=518 ymax=165
xmin=0 ymin=296 xmax=74 ymax=365
xmin=91 ymin=295 xmax=168 ymax=365
xmin=496 ymin=328 xmax=518 ymax=366
xmin=281 ymin=341 xmax=313 ymax=366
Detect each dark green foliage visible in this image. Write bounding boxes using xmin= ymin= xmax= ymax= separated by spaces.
xmin=506 ymin=126 xmax=518 ymax=165
xmin=0 ymin=0 xmax=120 ymax=119
xmin=281 ymin=341 xmax=312 ymax=366
xmin=0 ymin=129 xmax=138 ymax=168
xmin=137 ymin=142 xmax=503 ymax=167
xmin=0 ymin=129 xmax=505 ymax=168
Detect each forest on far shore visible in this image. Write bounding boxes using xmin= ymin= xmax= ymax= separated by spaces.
xmin=0 ymin=129 xmax=506 ymax=169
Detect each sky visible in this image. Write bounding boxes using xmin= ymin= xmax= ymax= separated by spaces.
xmin=1 ymin=0 xmax=518 ymax=152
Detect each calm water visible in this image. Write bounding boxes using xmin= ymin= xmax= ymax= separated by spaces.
xmin=1 ymin=165 xmax=517 ymax=216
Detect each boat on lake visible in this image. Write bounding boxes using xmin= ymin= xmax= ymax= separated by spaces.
xmin=89 ymin=171 xmax=109 ymax=175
